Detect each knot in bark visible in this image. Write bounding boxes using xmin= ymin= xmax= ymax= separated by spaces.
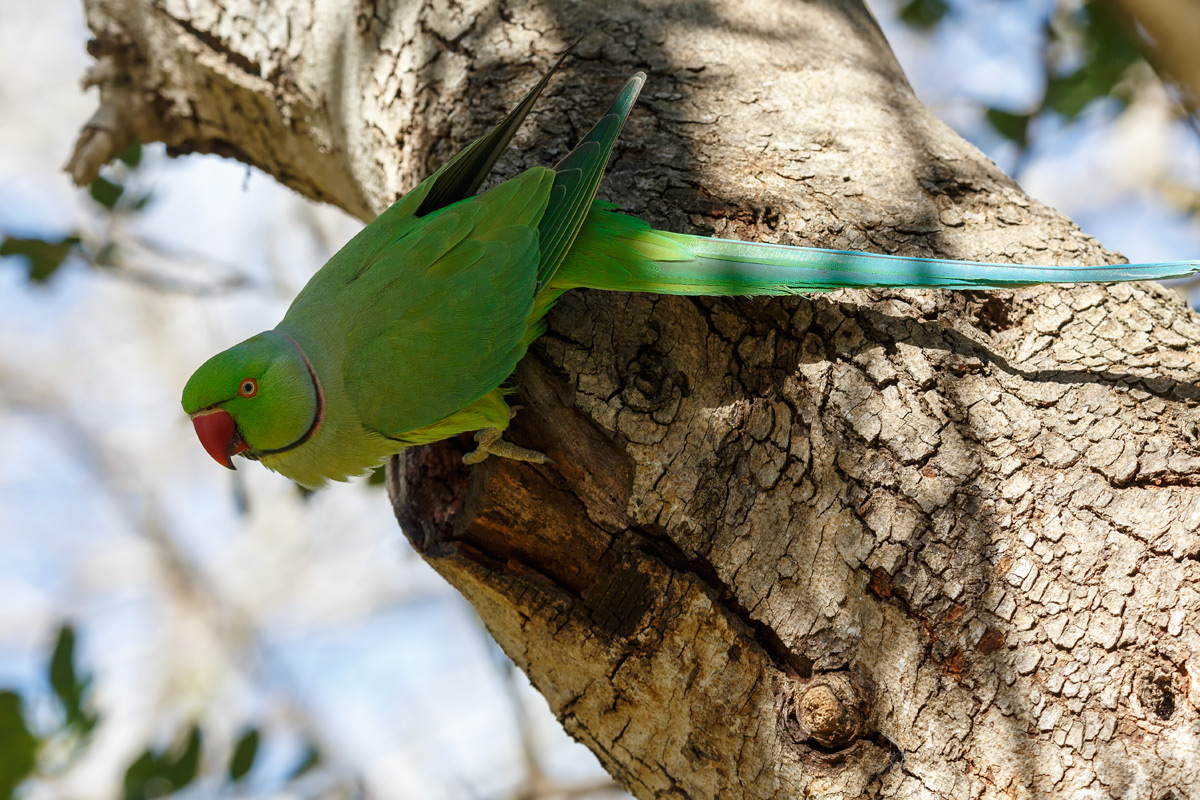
xmin=790 ymin=672 xmax=870 ymax=751
xmin=621 ymin=347 xmax=684 ymax=414
xmin=1133 ymin=665 xmax=1182 ymax=722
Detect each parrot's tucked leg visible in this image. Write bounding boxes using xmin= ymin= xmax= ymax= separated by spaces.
xmin=462 ymin=427 xmax=550 ymax=465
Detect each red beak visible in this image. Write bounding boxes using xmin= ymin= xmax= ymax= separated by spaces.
xmin=191 ymin=409 xmax=248 ymax=470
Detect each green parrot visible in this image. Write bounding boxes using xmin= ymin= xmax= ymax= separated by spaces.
xmin=182 ymin=56 xmax=1199 ymax=488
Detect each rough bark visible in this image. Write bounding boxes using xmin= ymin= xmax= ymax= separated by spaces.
xmin=74 ymin=0 xmax=1200 ymax=797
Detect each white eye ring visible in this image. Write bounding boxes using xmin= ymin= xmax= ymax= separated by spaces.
xmin=239 ymin=379 xmax=258 ymax=398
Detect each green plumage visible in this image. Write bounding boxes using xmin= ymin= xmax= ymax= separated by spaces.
xmin=181 ymin=58 xmax=1200 ymax=487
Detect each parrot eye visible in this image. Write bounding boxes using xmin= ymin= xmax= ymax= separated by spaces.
xmin=239 ymin=379 xmax=258 ymax=398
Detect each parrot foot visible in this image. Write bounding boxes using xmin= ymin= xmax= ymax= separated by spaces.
xmin=462 ymin=427 xmax=552 ymax=465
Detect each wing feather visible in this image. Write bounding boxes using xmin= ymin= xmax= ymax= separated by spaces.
xmin=339 ymin=170 xmax=555 ymax=437
xmin=534 ymin=74 xmax=645 ymax=290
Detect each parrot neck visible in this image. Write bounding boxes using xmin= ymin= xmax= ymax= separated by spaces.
xmin=248 ymin=332 xmax=325 ymax=459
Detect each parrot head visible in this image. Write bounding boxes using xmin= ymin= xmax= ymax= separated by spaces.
xmin=181 ymin=331 xmax=322 ymax=469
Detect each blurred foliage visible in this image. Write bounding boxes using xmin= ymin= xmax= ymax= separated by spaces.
xmin=1042 ymin=1 xmax=1143 ymax=121
xmin=290 ymin=742 xmax=322 ymax=779
xmin=88 ymin=174 xmax=125 ymax=210
xmin=0 ymin=623 xmax=328 ymax=800
xmin=0 ymin=691 xmax=37 ymax=800
xmin=896 ymin=0 xmax=1186 ymax=168
xmin=122 ymin=725 xmax=204 ymax=800
xmin=1 ymin=140 xmax=153 ymax=286
xmin=48 ymin=625 xmax=99 ymax=740
xmin=228 ymin=728 xmax=260 ymax=782
xmin=984 ymin=108 xmax=1032 ymax=149
xmin=0 ymin=623 xmax=95 ymax=800
xmin=0 ymin=234 xmax=81 ymax=284
xmin=898 ymin=0 xmax=948 ymax=30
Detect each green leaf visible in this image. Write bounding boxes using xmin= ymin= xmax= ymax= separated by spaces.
xmin=118 ymin=140 xmax=143 ymax=169
xmin=898 ymin=0 xmax=948 ymax=30
xmin=122 ymin=726 xmax=202 ymax=800
xmin=288 ymin=742 xmax=321 ymax=780
xmin=161 ymin=725 xmax=201 ymax=789
xmin=367 ymin=466 xmax=387 ymax=486
xmin=1 ymin=234 xmax=80 ymax=284
xmin=0 ymin=691 xmax=38 ymax=800
xmin=1045 ymin=66 xmax=1126 ymax=119
xmin=46 ymin=625 xmax=98 ymax=738
xmin=985 ymin=108 xmax=1032 ymax=147
xmin=122 ymin=749 xmax=159 ymax=800
xmin=48 ymin=626 xmax=77 ymax=699
xmin=1045 ymin=0 xmax=1143 ymax=119
xmin=228 ymin=728 xmax=259 ymax=782
xmin=48 ymin=626 xmax=83 ymax=713
xmin=88 ymin=175 xmax=124 ymax=210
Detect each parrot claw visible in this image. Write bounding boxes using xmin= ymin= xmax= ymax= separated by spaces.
xmin=463 ymin=427 xmax=552 ymax=465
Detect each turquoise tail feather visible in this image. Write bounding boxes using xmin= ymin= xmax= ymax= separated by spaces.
xmin=663 ymin=234 xmax=1200 ymax=292
xmin=554 ymin=205 xmax=1200 ymax=295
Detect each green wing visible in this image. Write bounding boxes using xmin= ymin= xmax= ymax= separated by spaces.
xmin=283 ymin=50 xmax=572 ymax=311
xmin=284 ymin=68 xmax=645 ymax=440
xmin=338 ymin=168 xmax=557 ymax=437
xmin=535 ymin=72 xmax=645 ymax=290
xmin=414 ymin=48 xmax=573 ymax=217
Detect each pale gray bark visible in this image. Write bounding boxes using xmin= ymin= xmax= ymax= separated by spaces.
xmin=73 ymin=0 xmax=1200 ymax=797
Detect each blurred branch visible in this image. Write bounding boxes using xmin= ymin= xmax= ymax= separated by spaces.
xmin=65 ymin=102 xmax=131 ymax=187
xmin=1 ymin=230 xmax=259 ymax=295
xmin=1109 ymin=0 xmax=1200 ymax=119
xmin=102 ymin=233 xmax=259 ymax=296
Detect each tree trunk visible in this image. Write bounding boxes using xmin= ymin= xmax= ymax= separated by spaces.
xmin=74 ymin=0 xmax=1200 ymax=796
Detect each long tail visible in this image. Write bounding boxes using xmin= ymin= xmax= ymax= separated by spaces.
xmin=553 ymin=204 xmax=1200 ymax=294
